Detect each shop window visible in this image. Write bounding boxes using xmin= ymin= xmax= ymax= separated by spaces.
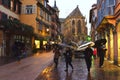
xmin=26 ymin=38 xmax=30 ymax=43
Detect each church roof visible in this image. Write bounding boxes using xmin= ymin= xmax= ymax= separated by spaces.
xmin=66 ymin=5 xmax=83 ymax=18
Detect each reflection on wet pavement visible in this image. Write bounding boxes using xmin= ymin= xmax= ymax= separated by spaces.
xmin=36 ymin=58 xmax=120 ymax=80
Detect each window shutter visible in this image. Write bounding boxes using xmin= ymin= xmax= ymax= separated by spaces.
xmin=32 ymin=5 xmax=36 ymax=13
xmin=21 ymin=5 xmax=26 ymax=14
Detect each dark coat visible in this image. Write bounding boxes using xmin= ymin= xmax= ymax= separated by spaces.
xmin=64 ymin=49 xmax=73 ymax=62
xmin=84 ymin=47 xmax=93 ymax=59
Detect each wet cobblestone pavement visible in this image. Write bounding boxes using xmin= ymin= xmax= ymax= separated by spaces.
xmin=0 ymin=51 xmax=54 ymax=80
xmin=36 ymin=57 xmax=120 ymax=80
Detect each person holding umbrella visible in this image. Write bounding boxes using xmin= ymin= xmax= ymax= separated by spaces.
xmin=53 ymin=45 xmax=61 ymax=68
xmin=99 ymin=43 xmax=107 ymax=68
xmin=64 ymin=47 xmax=74 ymax=72
xmin=94 ymin=39 xmax=107 ymax=68
xmin=84 ymin=44 xmax=93 ymax=73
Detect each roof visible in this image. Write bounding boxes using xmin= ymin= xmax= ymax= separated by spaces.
xmin=66 ymin=5 xmax=83 ymax=18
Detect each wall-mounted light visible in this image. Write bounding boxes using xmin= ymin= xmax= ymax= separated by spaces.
xmin=46 ymin=28 xmax=49 ymax=32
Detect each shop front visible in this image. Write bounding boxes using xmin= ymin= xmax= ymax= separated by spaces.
xmin=34 ymin=36 xmax=50 ymax=51
xmin=116 ymin=19 xmax=120 ymax=66
xmin=97 ymin=16 xmax=117 ymax=64
xmin=0 ymin=19 xmax=34 ymax=57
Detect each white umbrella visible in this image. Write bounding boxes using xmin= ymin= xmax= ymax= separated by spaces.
xmin=76 ymin=41 xmax=95 ymax=51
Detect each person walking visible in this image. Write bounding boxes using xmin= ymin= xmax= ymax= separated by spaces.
xmin=99 ymin=44 xmax=107 ymax=68
xmin=84 ymin=44 xmax=93 ymax=72
xmin=12 ymin=42 xmax=18 ymax=57
xmin=16 ymin=42 xmax=23 ymax=63
xmin=64 ymin=47 xmax=74 ymax=72
xmin=53 ymin=47 xmax=61 ymax=68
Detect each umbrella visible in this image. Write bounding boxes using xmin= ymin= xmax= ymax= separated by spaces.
xmin=76 ymin=41 xmax=95 ymax=51
xmin=94 ymin=39 xmax=107 ymax=47
xmin=58 ymin=43 xmax=74 ymax=49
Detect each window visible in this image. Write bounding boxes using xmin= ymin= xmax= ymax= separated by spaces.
xmin=97 ymin=0 xmax=100 ymax=4
xmin=72 ymin=20 xmax=75 ymax=34
xmin=10 ymin=0 xmax=13 ymax=10
xmin=108 ymin=6 xmax=115 ymax=15
xmin=21 ymin=5 xmax=36 ymax=14
xmin=40 ymin=9 xmax=43 ymax=17
xmin=109 ymin=0 xmax=116 ymax=7
xmin=108 ymin=0 xmax=115 ymax=7
xmin=77 ymin=20 xmax=81 ymax=33
xmin=26 ymin=5 xmax=33 ymax=14
xmin=46 ymin=14 xmax=49 ymax=21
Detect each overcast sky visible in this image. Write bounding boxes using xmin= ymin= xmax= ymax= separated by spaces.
xmin=48 ymin=0 xmax=96 ymax=35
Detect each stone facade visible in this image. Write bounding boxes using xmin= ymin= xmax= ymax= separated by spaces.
xmin=62 ymin=6 xmax=87 ymax=43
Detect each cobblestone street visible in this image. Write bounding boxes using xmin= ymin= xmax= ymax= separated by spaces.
xmin=36 ymin=57 xmax=120 ymax=80
xmin=0 ymin=51 xmax=54 ymax=80
xmin=0 ymin=51 xmax=120 ymax=80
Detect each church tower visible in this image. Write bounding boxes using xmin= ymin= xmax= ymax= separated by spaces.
xmin=63 ymin=5 xmax=87 ymax=43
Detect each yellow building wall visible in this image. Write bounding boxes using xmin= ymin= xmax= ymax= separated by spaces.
xmin=117 ymin=23 xmax=120 ymax=65
xmin=20 ymin=0 xmax=51 ymax=39
xmin=105 ymin=34 xmax=108 ymax=59
xmin=20 ymin=0 xmax=37 ymax=33
xmin=20 ymin=0 xmax=36 ymax=4
xmin=110 ymin=29 xmax=114 ymax=62
xmin=20 ymin=14 xmax=37 ymax=33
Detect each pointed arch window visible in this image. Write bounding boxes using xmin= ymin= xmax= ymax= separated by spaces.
xmin=72 ymin=20 xmax=75 ymax=34
xmin=77 ymin=20 xmax=81 ymax=33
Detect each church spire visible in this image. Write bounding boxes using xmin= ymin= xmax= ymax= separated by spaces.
xmin=53 ymin=0 xmax=59 ymax=17
xmin=54 ymin=0 xmax=57 ymax=8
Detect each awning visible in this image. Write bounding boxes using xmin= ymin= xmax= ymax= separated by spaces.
xmin=97 ymin=16 xmax=116 ymax=31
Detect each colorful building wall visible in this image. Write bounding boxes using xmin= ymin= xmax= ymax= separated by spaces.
xmin=115 ymin=0 xmax=120 ymax=65
xmin=95 ymin=0 xmax=120 ymax=66
xmin=20 ymin=0 xmax=37 ymax=33
xmin=20 ymin=0 xmax=57 ymax=50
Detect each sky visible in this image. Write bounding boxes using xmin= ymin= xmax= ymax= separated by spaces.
xmin=48 ymin=0 xmax=97 ymax=35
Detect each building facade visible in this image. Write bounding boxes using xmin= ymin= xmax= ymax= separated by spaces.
xmin=47 ymin=1 xmax=61 ymax=43
xmin=0 ymin=0 xmax=61 ymax=57
xmin=63 ymin=6 xmax=87 ymax=43
xmin=0 ymin=0 xmax=34 ymax=57
xmin=89 ymin=4 xmax=97 ymax=42
xmin=114 ymin=0 xmax=120 ymax=66
xmin=20 ymin=0 xmax=50 ymax=50
xmin=20 ymin=0 xmax=60 ymax=50
xmin=91 ymin=0 xmax=120 ymax=66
